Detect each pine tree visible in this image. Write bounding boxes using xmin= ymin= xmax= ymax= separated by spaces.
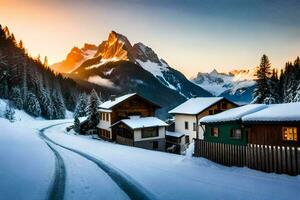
xmin=74 ymin=93 xmax=88 ymax=118
xmin=51 ymin=90 xmax=66 ymax=119
xmin=38 ymin=87 xmax=53 ymax=119
xmin=293 ymin=82 xmax=300 ymax=102
xmin=43 ymin=56 xmax=49 ymax=67
xmin=86 ymin=89 xmax=100 ymax=129
xmin=252 ymin=54 xmax=272 ymax=103
xmin=10 ymin=87 xmax=23 ymax=109
xmin=25 ymin=92 xmax=41 ymax=117
xmin=74 ymin=116 xmax=81 ymax=133
xmin=268 ymin=69 xmax=280 ymax=103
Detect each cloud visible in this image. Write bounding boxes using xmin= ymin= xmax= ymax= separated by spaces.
xmin=88 ymin=76 xmax=119 ymax=89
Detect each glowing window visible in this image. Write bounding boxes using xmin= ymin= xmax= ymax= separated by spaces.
xmin=282 ymin=127 xmax=297 ymax=141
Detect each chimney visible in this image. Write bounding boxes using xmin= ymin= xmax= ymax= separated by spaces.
xmin=110 ymin=95 xmax=116 ymax=101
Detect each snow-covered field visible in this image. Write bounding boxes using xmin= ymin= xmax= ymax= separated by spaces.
xmin=0 ymin=99 xmax=299 ymax=200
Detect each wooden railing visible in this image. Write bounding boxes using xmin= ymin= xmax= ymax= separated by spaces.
xmin=194 ymin=139 xmax=300 ymax=175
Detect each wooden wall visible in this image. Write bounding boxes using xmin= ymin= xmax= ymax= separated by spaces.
xmin=248 ymin=124 xmax=300 ymax=146
xmin=111 ymin=96 xmax=156 ymax=124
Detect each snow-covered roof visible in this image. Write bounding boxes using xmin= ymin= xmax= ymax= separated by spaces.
xmin=242 ymin=102 xmax=300 ymax=123
xmin=166 ymin=131 xmax=184 ymax=138
xmin=111 ymin=116 xmax=168 ymax=129
xmin=98 ymin=108 xmax=112 ymax=113
xmin=168 ymin=97 xmax=226 ymax=115
xmin=99 ymin=93 xmax=136 ymax=109
xmin=200 ymin=104 xmax=268 ymax=124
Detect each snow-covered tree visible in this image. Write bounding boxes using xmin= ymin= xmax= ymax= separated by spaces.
xmin=293 ymin=82 xmax=300 ymax=102
xmin=74 ymin=116 xmax=81 ymax=133
xmin=268 ymin=69 xmax=280 ymax=103
xmin=252 ymin=54 xmax=272 ymax=103
xmin=38 ymin=87 xmax=53 ymax=119
xmin=5 ymin=103 xmax=15 ymax=122
xmin=74 ymin=93 xmax=88 ymax=118
xmin=25 ymin=92 xmax=41 ymax=117
xmin=86 ymin=89 xmax=100 ymax=128
xmin=10 ymin=87 xmax=23 ymax=109
xmin=51 ymin=90 xmax=66 ymax=119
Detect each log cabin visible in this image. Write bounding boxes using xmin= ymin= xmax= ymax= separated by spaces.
xmin=168 ymin=97 xmax=238 ymax=143
xmin=97 ymin=93 xmax=163 ymax=146
xmin=242 ymin=102 xmax=300 ymax=146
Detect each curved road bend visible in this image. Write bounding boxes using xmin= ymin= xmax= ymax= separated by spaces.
xmin=39 ymin=123 xmax=155 ymax=200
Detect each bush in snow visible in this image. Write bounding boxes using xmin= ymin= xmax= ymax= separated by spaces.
xmin=86 ymin=89 xmax=100 ymax=129
xmin=25 ymin=92 xmax=41 ymax=117
xmin=5 ymin=103 xmax=15 ymax=122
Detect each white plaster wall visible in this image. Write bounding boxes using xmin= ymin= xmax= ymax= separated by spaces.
xmin=174 ymin=114 xmax=204 ymax=140
xmin=134 ymin=127 xmax=165 ymax=142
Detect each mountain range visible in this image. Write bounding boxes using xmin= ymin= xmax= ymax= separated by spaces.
xmin=191 ymin=69 xmax=256 ymax=104
xmin=51 ymin=31 xmax=212 ymax=118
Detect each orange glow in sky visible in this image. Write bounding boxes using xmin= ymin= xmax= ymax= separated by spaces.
xmin=1 ymin=0 xmax=300 ymax=77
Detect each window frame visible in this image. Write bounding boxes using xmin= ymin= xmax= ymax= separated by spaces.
xmin=184 ymin=121 xmax=189 ymax=130
xmin=141 ymin=127 xmax=159 ymax=138
xmin=210 ymin=127 xmax=219 ymax=137
xmin=230 ymin=128 xmax=242 ymax=139
xmin=193 ymin=122 xmax=196 ymax=131
xmin=282 ymin=127 xmax=298 ymax=142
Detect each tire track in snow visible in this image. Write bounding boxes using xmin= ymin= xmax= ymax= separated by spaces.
xmin=39 ymin=123 xmax=68 ymax=200
xmin=40 ymin=123 xmax=155 ymax=200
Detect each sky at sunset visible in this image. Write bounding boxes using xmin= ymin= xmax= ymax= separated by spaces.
xmin=1 ymin=0 xmax=300 ymax=77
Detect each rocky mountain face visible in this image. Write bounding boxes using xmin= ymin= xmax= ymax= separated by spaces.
xmin=51 ymin=31 xmax=212 ymax=118
xmin=192 ymin=69 xmax=256 ymax=104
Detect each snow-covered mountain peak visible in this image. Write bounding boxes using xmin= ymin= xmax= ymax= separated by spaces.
xmin=192 ymin=68 xmax=256 ymax=103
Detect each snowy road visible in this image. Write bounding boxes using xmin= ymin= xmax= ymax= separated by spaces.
xmin=44 ymin=123 xmax=300 ymax=200
xmin=40 ymin=123 xmax=152 ymax=200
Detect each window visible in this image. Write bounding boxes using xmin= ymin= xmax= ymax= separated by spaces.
xmin=106 ymin=113 xmax=110 ymax=122
xmin=142 ymin=127 xmax=159 ymax=138
xmin=209 ymin=110 xmax=213 ymax=115
xmin=193 ymin=122 xmax=196 ymax=131
xmin=282 ymin=127 xmax=298 ymax=141
xmin=152 ymin=141 xmax=158 ymax=149
xmin=185 ymin=121 xmax=189 ymax=130
xmin=211 ymin=127 xmax=219 ymax=137
xmin=230 ymin=128 xmax=242 ymax=139
xmin=222 ymin=103 xmax=227 ymax=109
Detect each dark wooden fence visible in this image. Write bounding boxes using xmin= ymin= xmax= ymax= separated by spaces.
xmin=194 ymin=139 xmax=300 ymax=175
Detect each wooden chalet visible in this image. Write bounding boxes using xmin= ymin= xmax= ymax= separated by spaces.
xmin=111 ymin=116 xmax=168 ymax=151
xmin=97 ymin=93 xmax=161 ymax=141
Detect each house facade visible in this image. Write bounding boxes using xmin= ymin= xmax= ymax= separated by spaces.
xmin=199 ymin=104 xmax=267 ymax=145
xmin=97 ymin=93 xmax=160 ymax=141
xmin=168 ymin=97 xmax=238 ymax=142
xmin=111 ymin=116 xmax=167 ymax=151
xmin=242 ymin=102 xmax=300 ymax=146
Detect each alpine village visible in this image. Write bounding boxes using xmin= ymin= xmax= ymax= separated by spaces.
xmin=1 ymin=1 xmax=300 ymax=199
